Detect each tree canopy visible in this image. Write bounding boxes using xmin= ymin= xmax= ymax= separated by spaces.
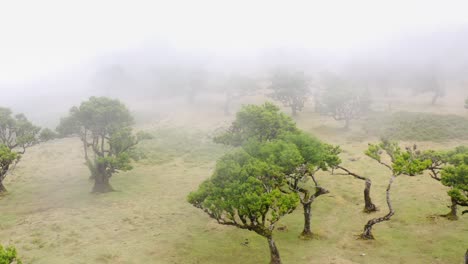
xmin=0 ymin=107 xmax=42 ymax=193
xmin=57 ymin=97 xmax=151 ymax=193
xmin=214 ymin=102 xmax=298 ymax=146
xmin=188 ymin=148 xmax=299 ymax=264
xmin=0 ymin=107 xmax=40 ymax=152
xmin=441 ymin=146 xmax=468 ymax=215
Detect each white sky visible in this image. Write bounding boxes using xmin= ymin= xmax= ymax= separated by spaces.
xmin=1 ymin=0 xmax=468 ymax=85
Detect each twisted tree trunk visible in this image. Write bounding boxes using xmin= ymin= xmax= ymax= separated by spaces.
xmin=267 ymin=236 xmax=281 ymax=264
xmin=300 ymin=201 xmax=313 ymax=238
xmin=336 ymin=166 xmax=377 ymax=213
xmin=442 ymin=198 xmax=458 ymax=220
xmin=92 ymin=164 xmax=113 ymax=193
xmin=364 ymin=179 xmax=377 ymax=213
xmin=360 ymin=175 xmax=396 ymax=240
xmin=0 ymin=181 xmax=6 ymax=194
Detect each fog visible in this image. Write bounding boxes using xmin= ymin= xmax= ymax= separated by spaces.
xmin=1 ymin=0 xmax=468 ymax=126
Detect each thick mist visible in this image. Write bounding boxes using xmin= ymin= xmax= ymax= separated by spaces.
xmin=1 ymin=1 xmax=468 ymax=126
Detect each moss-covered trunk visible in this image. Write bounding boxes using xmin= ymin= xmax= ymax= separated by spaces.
xmin=443 ymin=198 xmax=458 ymax=220
xmin=364 ymin=179 xmax=377 ymax=213
xmin=300 ymin=201 xmax=313 ymax=238
xmin=92 ymin=164 xmax=113 ymax=193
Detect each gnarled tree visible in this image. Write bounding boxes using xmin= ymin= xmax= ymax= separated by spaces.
xmin=57 ymin=97 xmax=151 ymax=193
xmin=188 ymin=149 xmax=299 ymax=264
xmin=418 ymin=147 xmax=468 ymax=219
xmin=440 ymin=146 xmax=468 ymax=219
xmin=317 ymin=74 xmax=371 ymax=129
xmin=361 ymin=140 xmax=431 ymax=239
xmin=267 ymin=70 xmax=309 ymax=116
xmin=242 ymin=135 xmax=334 ymax=239
xmin=0 ymin=107 xmax=41 ymax=193
xmin=215 ymin=103 xmax=344 ymax=238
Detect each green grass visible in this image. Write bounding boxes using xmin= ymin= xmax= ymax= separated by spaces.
xmin=0 ymin=101 xmax=467 ymax=264
xmin=363 ymin=111 xmax=468 ymax=141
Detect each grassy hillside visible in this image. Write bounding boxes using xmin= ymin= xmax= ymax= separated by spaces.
xmin=0 ymin=100 xmax=467 ymax=264
xmin=363 ymin=111 xmax=468 ymax=141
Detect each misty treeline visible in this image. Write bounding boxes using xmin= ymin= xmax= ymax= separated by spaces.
xmin=94 ymin=59 xmax=466 ymax=105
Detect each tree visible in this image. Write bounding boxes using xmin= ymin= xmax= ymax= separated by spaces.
xmin=0 ymin=107 xmax=41 ymax=193
xmin=418 ymin=147 xmax=468 ymax=219
xmin=188 ymin=149 xmax=298 ymax=264
xmin=57 ymin=97 xmax=152 ymax=193
xmin=317 ymin=74 xmax=371 ymax=129
xmin=215 ymin=102 xmax=374 ymax=237
xmin=361 ymin=140 xmax=431 ymax=239
xmin=213 ymin=102 xmax=298 ymax=147
xmin=440 ymin=146 xmax=468 ymax=219
xmin=39 ymin=128 xmax=58 ymax=142
xmin=465 ymin=97 xmax=468 ymax=109
xmin=0 ymin=146 xmax=18 ymax=193
xmin=0 ymin=245 xmax=21 ymax=264
xmin=267 ymin=70 xmax=309 ymax=116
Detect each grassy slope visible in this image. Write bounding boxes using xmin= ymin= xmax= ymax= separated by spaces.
xmin=0 ymin=98 xmax=467 ymax=264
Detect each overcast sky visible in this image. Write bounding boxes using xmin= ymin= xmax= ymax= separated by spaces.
xmin=1 ymin=0 xmax=468 ymax=85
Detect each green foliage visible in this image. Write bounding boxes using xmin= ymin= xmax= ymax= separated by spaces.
xmin=0 ymin=145 xmax=18 ymax=169
xmin=441 ymin=146 xmax=468 ymax=207
xmin=57 ymin=97 xmax=150 ymax=191
xmin=0 ymin=245 xmax=21 ymax=264
xmin=365 ymin=140 xmax=431 ymax=176
xmin=75 ymin=97 xmax=133 ymax=134
xmin=364 ymin=111 xmax=468 ymax=141
xmin=39 ymin=128 xmax=58 ymax=142
xmin=279 ymin=132 xmax=341 ymax=171
xmin=317 ymin=74 xmax=371 ymax=127
xmin=242 ymin=139 xmax=304 ymax=175
xmin=0 ymin=107 xmax=41 ymax=150
xmin=0 ymin=107 xmax=43 ymax=191
xmin=188 ymin=149 xmax=299 ymax=234
xmin=214 ymin=102 xmax=298 ymax=146
xmin=56 ymin=107 xmax=80 ymax=137
xmin=267 ymin=70 xmax=309 ymax=115
xmin=0 ymin=145 xmax=19 ymax=186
